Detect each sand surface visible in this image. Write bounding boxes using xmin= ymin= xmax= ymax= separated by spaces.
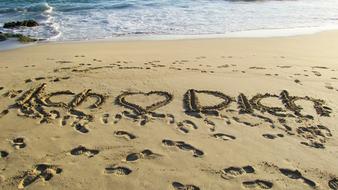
xmin=0 ymin=32 xmax=338 ymax=190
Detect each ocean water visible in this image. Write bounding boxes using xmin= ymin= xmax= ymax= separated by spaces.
xmin=1 ymin=0 xmax=338 ymax=41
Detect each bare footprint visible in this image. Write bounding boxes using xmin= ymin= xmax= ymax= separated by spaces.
xmin=113 ymin=113 xmax=122 ymax=124
xmin=61 ymin=115 xmax=70 ymax=126
xmin=262 ymin=134 xmax=284 ymax=140
xmin=204 ymin=118 xmax=216 ymax=131
xmin=233 ymin=117 xmax=259 ymax=127
xmin=172 ymin=181 xmax=200 ymax=190
xmin=114 ymin=131 xmax=136 ymax=140
xmin=165 ymin=114 xmax=175 ymax=124
xmin=242 ymin=180 xmax=273 ymax=189
xmin=294 ymin=79 xmax=302 ymax=85
xmin=101 ymin=113 xmax=110 ymax=124
xmin=126 ymin=149 xmax=159 ymax=162
xmin=212 ymin=133 xmax=236 ymax=141
xmin=221 ymin=166 xmax=255 ymax=180
xmin=70 ymin=145 xmax=99 ymax=158
xmin=105 ymin=165 xmax=132 ymax=176
xmin=176 ymin=120 xmax=198 ymax=133
xmin=162 ymin=139 xmax=204 ymax=158
xmin=11 ymin=137 xmax=26 ymax=149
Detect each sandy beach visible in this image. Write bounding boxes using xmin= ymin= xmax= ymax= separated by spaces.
xmin=0 ymin=31 xmax=338 ymax=190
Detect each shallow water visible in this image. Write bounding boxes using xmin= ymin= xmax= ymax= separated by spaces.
xmin=1 ymin=0 xmax=338 ymax=41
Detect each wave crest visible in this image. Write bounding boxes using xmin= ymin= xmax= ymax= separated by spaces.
xmin=0 ymin=2 xmax=53 ymax=14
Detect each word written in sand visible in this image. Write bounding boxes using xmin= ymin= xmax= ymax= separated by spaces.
xmin=0 ymin=84 xmax=333 ymax=148
xmin=0 ymin=84 xmax=331 ymax=124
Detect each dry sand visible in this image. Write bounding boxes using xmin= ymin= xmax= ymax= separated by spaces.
xmin=0 ymin=31 xmax=338 ymax=190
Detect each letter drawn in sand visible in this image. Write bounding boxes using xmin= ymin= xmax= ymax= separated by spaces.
xmin=183 ymin=89 xmax=234 ymax=117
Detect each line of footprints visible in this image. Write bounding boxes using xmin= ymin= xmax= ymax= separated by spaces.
xmin=1 ymin=136 xmax=337 ymax=189
xmin=221 ymin=165 xmax=273 ymax=189
xmin=220 ymin=165 xmax=338 ymax=189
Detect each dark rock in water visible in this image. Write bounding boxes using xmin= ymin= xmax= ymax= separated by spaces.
xmin=3 ymin=20 xmax=39 ymax=28
xmin=0 ymin=32 xmax=37 ymax=43
xmin=0 ymin=34 xmax=6 ymax=42
xmin=16 ymin=35 xmax=37 ymax=43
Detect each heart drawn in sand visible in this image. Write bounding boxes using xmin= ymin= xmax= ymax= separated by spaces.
xmin=115 ymin=91 xmax=173 ymax=115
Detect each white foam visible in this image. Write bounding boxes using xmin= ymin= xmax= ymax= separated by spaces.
xmin=44 ymin=3 xmax=53 ymax=14
xmin=2 ymin=0 xmax=338 ymax=42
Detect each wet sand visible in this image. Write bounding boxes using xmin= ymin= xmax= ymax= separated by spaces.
xmin=0 ymin=31 xmax=338 ymax=190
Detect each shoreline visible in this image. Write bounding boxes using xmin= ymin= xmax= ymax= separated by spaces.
xmin=1 ymin=26 xmax=338 ymax=52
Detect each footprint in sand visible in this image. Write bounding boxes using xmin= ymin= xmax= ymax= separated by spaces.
xmin=176 ymin=120 xmax=198 ymax=134
xmin=121 ymin=111 xmax=140 ymax=120
xmin=61 ymin=115 xmax=70 ymax=126
xmin=166 ymin=114 xmax=175 ymax=124
xmin=3 ymin=89 xmax=23 ymax=98
xmin=0 ymin=109 xmax=9 ymax=118
xmin=101 ymin=113 xmax=110 ymax=124
xmin=204 ymin=118 xmax=216 ymax=132
xmin=325 ymin=83 xmax=334 ymax=90
xmin=162 ymin=139 xmax=204 ymax=158
xmin=232 ymin=117 xmax=259 ymax=127
xmin=0 ymin=150 xmax=9 ymax=158
xmin=72 ymin=123 xmax=89 ymax=134
xmin=294 ymin=79 xmax=302 ymax=85
xmin=11 ymin=137 xmax=26 ymax=149
xmin=125 ymin=149 xmax=159 ymax=162
xmin=114 ymin=131 xmax=136 ymax=140
xmin=105 ymin=165 xmax=132 ymax=176
xmin=221 ymin=166 xmax=255 ymax=180
xmin=149 ymin=112 xmax=166 ymax=119
xmin=113 ymin=113 xmax=123 ymax=124
xmin=279 ymin=168 xmax=316 ymax=188
xmin=212 ymin=133 xmax=236 ymax=141
xmin=242 ymin=180 xmax=273 ymax=189
xmin=312 ymin=70 xmax=322 ymax=77
xmin=172 ymin=181 xmax=200 ymax=190
xmin=329 ymin=178 xmax=337 ymax=190
xmin=249 ymin=66 xmax=266 ymax=70
xmin=35 ymin=77 xmax=46 ymax=81
xmin=18 ymin=164 xmax=62 ymax=189
xmin=70 ymin=145 xmax=99 ymax=158
xmin=262 ymin=133 xmax=284 ymax=140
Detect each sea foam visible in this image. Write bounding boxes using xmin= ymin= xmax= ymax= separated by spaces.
xmin=0 ymin=0 xmax=338 ymax=41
